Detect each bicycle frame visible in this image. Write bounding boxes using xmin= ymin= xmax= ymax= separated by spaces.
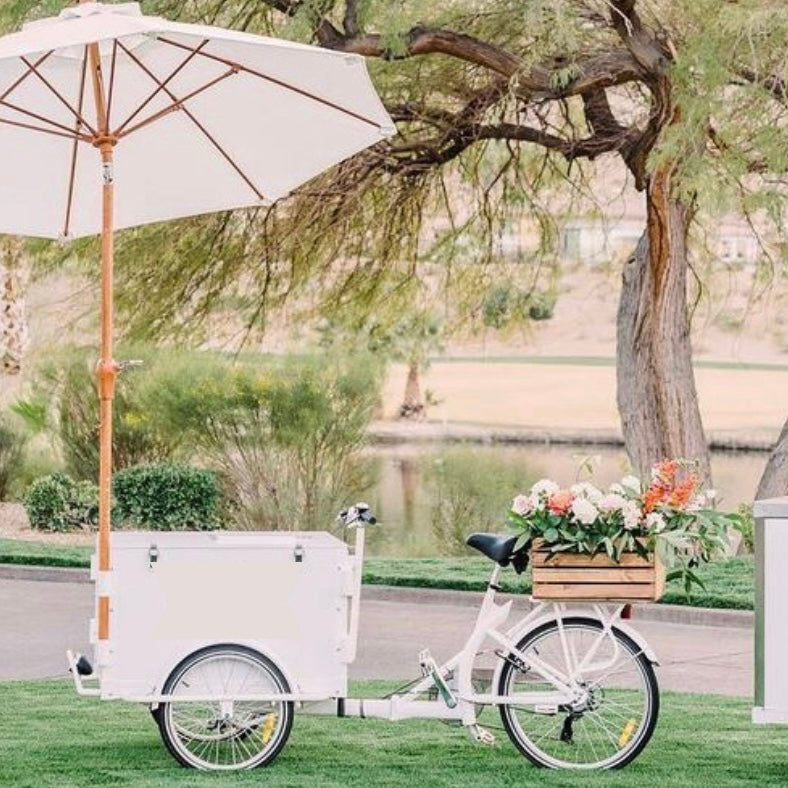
xmin=304 ymin=559 xmax=643 ymax=727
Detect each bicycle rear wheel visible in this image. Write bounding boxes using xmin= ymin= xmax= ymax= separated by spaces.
xmin=498 ymin=617 xmax=658 ymax=769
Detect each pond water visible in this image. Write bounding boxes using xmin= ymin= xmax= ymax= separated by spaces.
xmin=359 ymin=443 xmax=768 ymax=557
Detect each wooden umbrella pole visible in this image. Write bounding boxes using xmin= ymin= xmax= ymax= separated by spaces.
xmin=96 ymin=139 xmax=116 ymax=642
xmin=87 ymin=32 xmax=117 ymax=643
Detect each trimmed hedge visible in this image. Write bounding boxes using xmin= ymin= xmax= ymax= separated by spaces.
xmin=23 ymin=473 xmax=99 ymax=532
xmin=112 ymin=463 xmax=221 ymax=531
xmin=23 ymin=464 xmax=222 ymax=532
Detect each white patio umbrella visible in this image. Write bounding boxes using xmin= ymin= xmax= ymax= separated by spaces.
xmin=0 ymin=1 xmax=394 ymax=644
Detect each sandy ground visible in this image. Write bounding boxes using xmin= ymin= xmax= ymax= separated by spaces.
xmin=0 ymin=503 xmax=94 ymax=545
xmin=382 ymin=361 xmax=788 ymax=441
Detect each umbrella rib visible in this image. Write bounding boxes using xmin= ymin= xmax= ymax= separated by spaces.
xmin=0 ymin=115 xmax=86 ymax=142
xmin=0 ymin=50 xmax=53 ymax=103
xmin=63 ymin=47 xmax=90 ymax=240
xmin=0 ymin=98 xmax=90 ymax=139
xmin=20 ymin=56 xmax=97 ymax=136
xmin=118 ymin=67 xmax=237 ymax=138
xmin=114 ymin=38 xmax=210 ymax=136
xmin=117 ymin=40 xmax=266 ymax=202
xmin=105 ymin=40 xmax=118 ymax=134
xmin=157 ymin=36 xmax=385 ymax=131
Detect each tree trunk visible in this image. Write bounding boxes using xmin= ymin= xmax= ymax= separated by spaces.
xmin=616 ymin=166 xmax=711 ymax=482
xmin=756 ymin=418 xmax=788 ymax=500
xmin=399 ymin=357 xmax=425 ymax=419
xmin=0 ymin=237 xmax=27 ymax=376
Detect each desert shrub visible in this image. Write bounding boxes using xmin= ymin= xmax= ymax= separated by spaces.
xmin=113 ymin=463 xmax=221 ymax=531
xmin=15 ymin=346 xmax=187 ymax=480
xmin=0 ymin=415 xmax=24 ymax=500
xmin=23 ymin=473 xmax=98 ymax=532
xmin=423 ymin=449 xmax=533 ymax=555
xmin=734 ymin=503 xmax=755 ymax=553
xmin=151 ymin=352 xmax=382 ymax=530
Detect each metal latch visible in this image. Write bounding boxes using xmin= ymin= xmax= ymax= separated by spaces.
xmin=293 ymin=544 xmax=304 ymax=563
xmin=148 ymin=544 xmax=159 ymax=569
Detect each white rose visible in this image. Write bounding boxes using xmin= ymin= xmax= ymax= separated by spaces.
xmin=622 ymin=500 xmax=642 ymax=531
xmin=571 ymin=482 xmax=603 ymax=504
xmin=599 ymin=493 xmax=627 ymax=513
xmin=645 ymin=512 xmax=666 ymax=533
xmin=621 ymin=475 xmax=642 ymax=493
xmin=608 ymin=483 xmax=626 ymax=495
xmin=571 ymin=497 xmax=599 ymax=525
xmin=531 ymin=479 xmax=559 ymax=499
xmin=511 ymin=494 xmax=534 ymax=516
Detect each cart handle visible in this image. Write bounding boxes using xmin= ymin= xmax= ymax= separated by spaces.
xmin=337 ymin=502 xmax=377 ymax=528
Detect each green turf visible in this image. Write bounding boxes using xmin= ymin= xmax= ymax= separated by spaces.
xmin=0 ymin=680 xmax=784 ymax=787
xmin=364 ymin=555 xmax=755 ymax=610
xmin=0 ymin=538 xmax=93 ymax=568
xmin=0 ymin=537 xmax=755 ymax=609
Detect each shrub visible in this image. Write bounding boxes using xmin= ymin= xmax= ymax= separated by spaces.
xmin=0 ymin=415 xmax=23 ymax=501
xmin=23 ymin=473 xmax=98 ymax=532
xmin=150 ymin=352 xmax=382 ymax=530
xmin=113 ymin=463 xmax=222 ymax=531
xmin=423 ymin=449 xmax=535 ymax=555
xmin=16 ymin=346 xmax=183 ymax=481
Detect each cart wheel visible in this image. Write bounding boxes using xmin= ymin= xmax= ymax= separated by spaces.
xmin=157 ymin=643 xmax=293 ymax=770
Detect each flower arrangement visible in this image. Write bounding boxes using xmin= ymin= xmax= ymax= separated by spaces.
xmin=508 ymin=460 xmax=738 ymax=592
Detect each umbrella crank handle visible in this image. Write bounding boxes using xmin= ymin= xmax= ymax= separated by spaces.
xmin=117 ymin=359 xmax=144 ymax=374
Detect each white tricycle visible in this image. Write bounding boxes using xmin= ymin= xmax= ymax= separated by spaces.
xmin=68 ymin=502 xmax=659 ymax=771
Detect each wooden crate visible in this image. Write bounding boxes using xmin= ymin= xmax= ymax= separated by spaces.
xmin=531 ymin=542 xmax=666 ymax=602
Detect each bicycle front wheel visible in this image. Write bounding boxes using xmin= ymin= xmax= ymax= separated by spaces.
xmin=498 ymin=617 xmax=658 ymax=769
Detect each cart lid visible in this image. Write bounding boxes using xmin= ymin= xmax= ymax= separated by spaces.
xmin=107 ymin=530 xmax=348 ymax=551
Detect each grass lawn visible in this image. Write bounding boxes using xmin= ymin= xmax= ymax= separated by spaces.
xmin=0 ymin=680 xmax=785 ymax=787
xmin=0 ymin=537 xmax=755 ymax=609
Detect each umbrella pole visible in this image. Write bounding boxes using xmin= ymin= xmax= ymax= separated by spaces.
xmin=96 ymin=139 xmax=116 ymax=643
xmin=87 ymin=30 xmax=116 ymax=643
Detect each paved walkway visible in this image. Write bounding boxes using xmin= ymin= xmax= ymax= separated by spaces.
xmin=0 ymin=576 xmax=753 ymax=697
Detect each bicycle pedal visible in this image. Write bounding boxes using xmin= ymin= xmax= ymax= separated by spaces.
xmin=468 ymin=725 xmax=496 ymax=746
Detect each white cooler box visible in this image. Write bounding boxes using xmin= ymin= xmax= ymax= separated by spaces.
xmin=91 ymin=531 xmax=354 ymax=701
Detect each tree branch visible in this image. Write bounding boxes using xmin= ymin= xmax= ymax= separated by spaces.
xmin=343 ymin=0 xmax=360 ymax=37
xmin=734 ymin=68 xmax=787 ymax=104
xmin=317 ymin=24 xmax=644 ymax=99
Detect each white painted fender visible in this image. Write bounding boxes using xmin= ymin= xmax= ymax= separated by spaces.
xmin=490 ymin=611 xmax=659 ymax=693
xmin=149 ymin=639 xmax=299 ymax=711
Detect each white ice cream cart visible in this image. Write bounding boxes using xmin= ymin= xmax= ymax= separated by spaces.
xmin=69 ymin=514 xmax=368 ymax=770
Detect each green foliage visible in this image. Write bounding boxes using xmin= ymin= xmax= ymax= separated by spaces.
xmin=23 ymin=473 xmax=98 ymax=532
xmin=149 ymin=352 xmax=382 ymax=530
xmin=113 ymin=463 xmax=221 ymax=531
xmin=423 ymin=449 xmax=532 ymax=556
xmin=734 ymin=503 xmax=755 ymax=553
xmin=16 ymin=346 xmax=182 ymax=480
xmin=481 ymin=283 xmax=556 ymax=330
xmin=0 ymin=415 xmax=23 ymax=501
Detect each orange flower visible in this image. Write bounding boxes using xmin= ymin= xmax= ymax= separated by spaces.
xmin=669 ymin=475 xmax=699 ymax=509
xmin=643 ymin=485 xmax=667 ymax=514
xmin=654 ymin=460 xmax=679 ymax=484
xmin=548 ymin=489 xmax=573 ymax=515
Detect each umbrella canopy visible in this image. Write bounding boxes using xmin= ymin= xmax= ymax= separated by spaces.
xmin=0 ymin=0 xmax=394 ymax=645
xmin=0 ymin=1 xmax=394 ymax=239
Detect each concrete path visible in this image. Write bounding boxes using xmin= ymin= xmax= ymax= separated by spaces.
xmin=1 ymin=576 xmax=753 ymax=697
